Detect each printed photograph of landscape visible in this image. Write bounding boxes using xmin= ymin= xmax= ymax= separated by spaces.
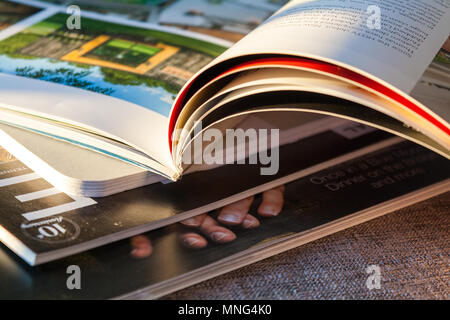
xmin=39 ymin=0 xmax=289 ymax=41
xmin=0 ymin=12 xmax=227 ymax=116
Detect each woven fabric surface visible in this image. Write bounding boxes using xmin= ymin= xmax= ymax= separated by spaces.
xmin=164 ymin=192 xmax=450 ymax=300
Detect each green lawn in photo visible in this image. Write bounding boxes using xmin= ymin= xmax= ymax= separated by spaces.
xmin=108 ymin=39 xmax=135 ymax=50
xmin=132 ymin=43 xmax=161 ymax=55
xmin=25 ymin=20 xmax=63 ymax=36
xmin=89 ymin=39 xmax=161 ymax=67
xmin=107 ymin=39 xmax=161 ymax=56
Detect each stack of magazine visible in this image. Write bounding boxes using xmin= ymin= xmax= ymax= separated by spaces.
xmin=0 ymin=0 xmax=449 ymax=299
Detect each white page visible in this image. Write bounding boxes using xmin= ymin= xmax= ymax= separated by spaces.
xmin=0 ymin=73 xmax=174 ymax=171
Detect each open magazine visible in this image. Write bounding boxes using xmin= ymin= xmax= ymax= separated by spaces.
xmin=0 ymin=0 xmax=449 ymax=197
xmin=0 ymin=139 xmax=449 ymax=292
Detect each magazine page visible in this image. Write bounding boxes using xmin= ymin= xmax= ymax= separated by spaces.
xmin=173 ymin=0 xmax=449 ymax=153
xmin=0 ymin=1 xmax=228 ymax=171
xmin=0 ymin=124 xmax=398 ymax=265
xmin=215 ymin=0 xmax=450 ymax=94
xmin=0 ymin=140 xmax=448 ymax=298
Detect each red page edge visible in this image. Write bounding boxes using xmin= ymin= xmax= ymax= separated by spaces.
xmin=169 ymin=57 xmax=449 ymax=154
